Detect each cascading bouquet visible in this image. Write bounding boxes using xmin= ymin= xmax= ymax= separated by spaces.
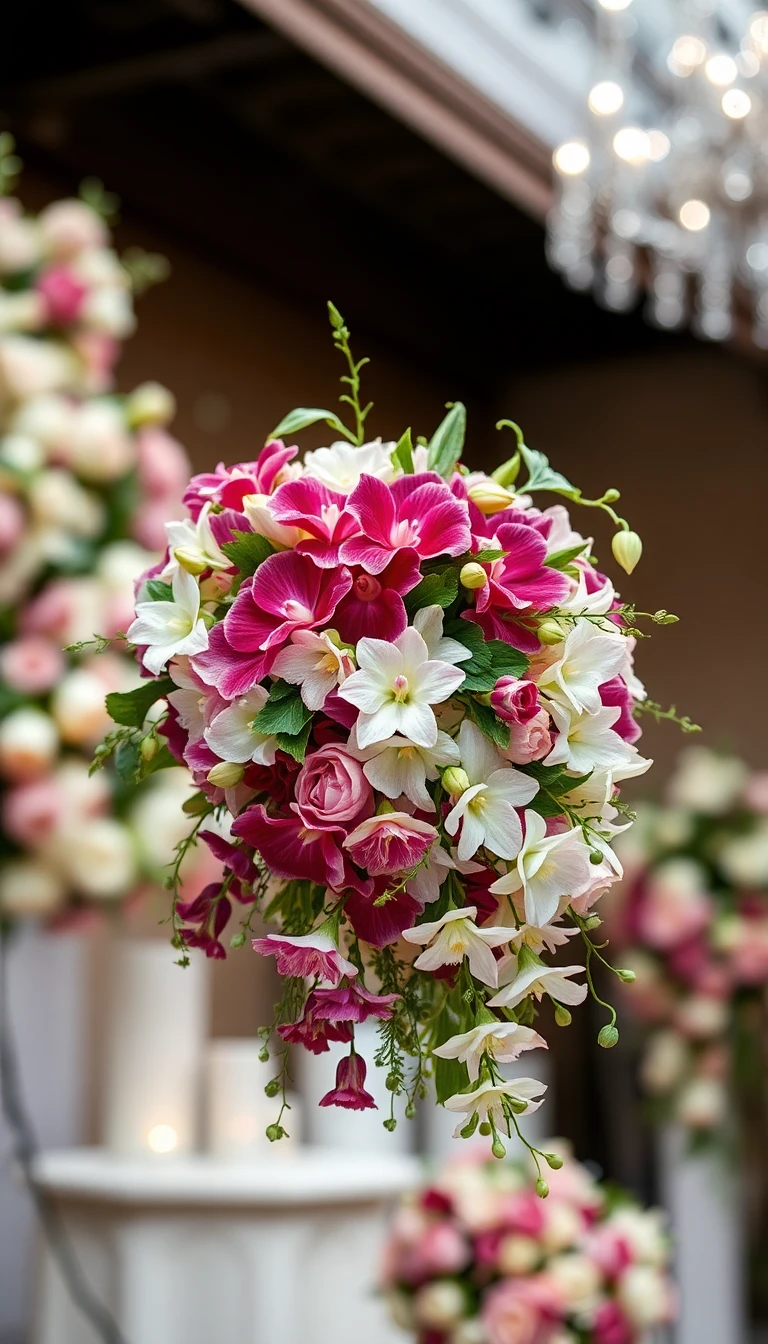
xmin=381 ymin=1147 xmax=676 ymax=1344
xmin=0 ymin=165 xmax=208 ymax=921
xmin=97 ymin=302 xmax=681 ymax=1168
xmin=614 ymin=745 xmax=768 ymax=1141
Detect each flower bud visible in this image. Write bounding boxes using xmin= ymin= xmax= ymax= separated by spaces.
xmin=207 ymin=761 xmax=245 ymax=788
xmin=478 ymin=1121 xmax=492 ymax=1137
xmin=491 ymin=1137 xmax=507 ymax=1159
xmin=264 ymin=1077 xmax=281 ymax=1098
xmin=467 ymin=478 xmax=516 ymax=514
xmin=535 ymin=1178 xmax=550 ymax=1199
xmin=612 ymin=529 xmax=642 ymax=575
xmin=545 ymin=1151 xmax=564 ymax=1170
xmin=459 ymin=562 xmax=488 ymax=590
xmin=173 ymin=546 xmax=208 ymax=576
xmin=265 ymin=1123 xmax=285 ymax=1142
xmin=443 ymin=766 xmax=470 ymax=797
xmin=598 ymin=1024 xmax=620 ymax=1049
xmin=583 ymin=915 xmax=601 ymax=930
xmin=140 ymin=734 xmax=158 ymax=762
xmin=127 ymin=381 xmax=176 ymax=427
xmin=616 ymin=968 xmax=636 ymax=983
xmin=554 ymin=1005 xmax=572 ymax=1027
xmin=382 ymin=1117 xmax=398 ymax=1132
xmin=491 ymin=453 xmax=520 ymax=487
xmin=537 ymin=618 xmax=565 ymax=646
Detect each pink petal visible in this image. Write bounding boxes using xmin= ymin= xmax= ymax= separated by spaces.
xmin=345 ymin=473 xmax=396 ymax=546
xmin=338 ymin=535 xmax=395 ymax=574
xmin=334 ymin=586 xmax=407 ymax=643
xmin=224 ymin=582 xmax=282 ymax=652
xmin=192 ymin=622 xmax=273 ymax=696
xmin=252 ymin=550 xmax=322 ymax=618
xmin=344 ymin=887 xmax=421 ymax=948
xmin=398 ymin=481 xmax=470 ymax=558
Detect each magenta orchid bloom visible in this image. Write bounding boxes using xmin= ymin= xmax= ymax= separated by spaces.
xmin=339 ymin=472 xmax=471 ymax=575
xmin=333 ymin=551 xmax=421 ymax=644
xmin=251 ymin=930 xmax=358 ymax=985
xmin=191 ymin=622 xmax=275 ymax=700
xmin=233 ymin=803 xmax=373 ymax=895
xmin=270 ymin=477 xmax=359 ymax=567
xmin=176 ymin=884 xmax=231 ymax=960
xmin=183 ymin=440 xmax=298 ymax=518
xmin=464 ymin=522 xmax=570 ymax=652
xmin=277 ymin=982 xmax=399 ymax=1054
xmin=224 ymin=552 xmax=353 ymax=656
xmin=277 ymin=995 xmax=353 ymax=1054
xmin=319 ymin=1051 xmax=377 ymax=1110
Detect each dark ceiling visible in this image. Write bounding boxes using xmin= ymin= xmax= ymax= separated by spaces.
xmin=0 ymin=0 xmax=687 ymax=396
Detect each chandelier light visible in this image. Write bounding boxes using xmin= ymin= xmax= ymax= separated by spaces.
xmin=547 ymin=0 xmax=768 ymax=345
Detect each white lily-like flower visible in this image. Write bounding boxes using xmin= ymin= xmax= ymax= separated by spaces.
xmin=544 ymin=700 xmax=637 ymax=774
xmin=413 ymin=605 xmax=471 ymax=666
xmin=303 ymin=438 xmax=398 ymax=493
xmin=166 ymin=657 xmax=222 ymax=743
xmin=444 ymin=1078 xmax=547 ymax=1138
xmin=444 ymin=720 xmax=538 ymax=861
xmin=406 ymin=842 xmax=456 ymax=907
xmin=558 ymin=572 xmax=616 ymax=618
xmin=401 ymin=906 xmax=518 ymax=988
xmin=162 ymin=501 xmax=231 ymax=577
xmin=536 ymin=620 xmax=626 ymax=716
xmin=433 ymin=1021 xmax=546 ymax=1082
xmin=338 ymin=627 xmax=465 ymax=750
xmin=559 ymin=756 xmax=652 ymax=878
xmin=347 ymin=724 xmax=459 ymax=811
xmin=483 ymin=903 xmax=580 ymax=955
xmin=272 ymin=629 xmax=354 ymax=711
xmin=488 ymin=961 xmax=587 ymax=1010
xmin=128 ymin=567 xmax=209 ymax=676
xmin=490 ymin=810 xmax=594 ymax=928
xmin=204 ymin=686 xmax=277 ymax=765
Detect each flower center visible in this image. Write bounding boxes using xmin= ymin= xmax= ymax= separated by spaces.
xmin=167 ymin=612 xmax=193 ymax=638
xmin=448 ymin=932 xmax=468 ymax=956
xmin=468 ymin=789 xmax=487 ymax=814
xmin=320 ymin=503 xmax=341 ymax=531
xmin=392 ymin=674 xmax=409 ymax=702
xmin=318 ymin=652 xmax=339 ymax=674
xmin=390 ymin=518 xmax=420 ymax=548
xmin=354 ymin=573 xmax=381 ymax=602
xmin=283 ymin=599 xmax=314 ymax=622
xmin=397 ymin=746 xmax=416 ymax=760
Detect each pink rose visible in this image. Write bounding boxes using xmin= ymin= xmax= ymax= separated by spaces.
xmin=343 ymin=813 xmax=437 ymax=877
xmin=36 ymin=266 xmax=87 ymax=325
xmin=2 ymin=778 xmax=66 ymax=847
xmin=136 ymin=427 xmax=190 ymax=500
xmin=638 ymin=872 xmax=712 ymax=951
xmin=490 ymin=676 xmax=540 ymax=725
xmin=504 ymin=709 xmax=552 ymax=764
xmin=406 ymin=1222 xmax=471 ymax=1283
xmin=482 ymin=1278 xmax=560 ymax=1344
xmin=0 ymin=636 xmax=64 ymax=694
xmin=293 ymin=744 xmax=373 ymax=830
xmin=0 ymin=493 xmax=24 ymax=553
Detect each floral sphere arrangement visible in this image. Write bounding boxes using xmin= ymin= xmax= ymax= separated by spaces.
xmin=382 ymin=1147 xmax=675 ymax=1344
xmin=99 ymin=302 xmax=682 ymax=1163
xmin=0 ymin=168 xmax=195 ymax=920
xmin=615 ymin=745 xmax=768 ymax=1140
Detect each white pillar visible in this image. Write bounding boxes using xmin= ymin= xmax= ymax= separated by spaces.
xmin=658 ymin=1126 xmax=746 ymax=1344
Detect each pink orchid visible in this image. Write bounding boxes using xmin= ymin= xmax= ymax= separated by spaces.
xmin=319 ymin=1051 xmax=377 ymax=1110
xmin=333 ymin=551 xmax=421 ymax=644
xmin=600 ymin=676 xmax=642 ymax=744
xmin=270 ymin=477 xmax=359 ymax=567
xmin=343 ymin=812 xmax=438 ymax=877
xmin=252 ymin=929 xmax=358 ymax=984
xmin=224 ymin=553 xmax=352 ymax=655
xmin=233 ymin=803 xmax=373 ymax=895
xmin=339 ymin=472 xmax=470 ymax=575
xmin=192 ymin=622 xmax=275 ymax=701
xmin=183 ymin=440 xmax=298 ymax=519
xmin=36 ymin=266 xmax=87 ymax=325
xmin=465 ymin=522 xmax=570 ymax=652
xmin=310 ymin=982 xmax=400 ymax=1024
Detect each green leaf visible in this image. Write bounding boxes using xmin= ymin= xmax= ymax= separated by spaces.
xmin=268 ymin=406 xmax=354 ymax=442
xmin=523 ymin=762 xmax=592 ymax=819
xmin=143 ymin=579 xmax=174 ymax=602
xmin=427 ymin=402 xmax=466 ymax=479
xmin=466 ymin=547 xmax=507 ymax=563
xmin=276 ymin=721 xmax=313 ymax=763
xmin=106 ymin=676 xmax=175 ymax=728
xmin=444 ymin=619 xmax=489 ymax=664
xmin=520 ymin=445 xmax=577 ymax=495
xmin=392 ymin=427 xmax=414 ymax=474
xmin=449 ymin=627 xmax=528 ymax=693
xmin=433 ymin=986 xmax=471 ymax=1104
xmin=252 ymin=682 xmax=312 ymax=736
xmin=114 ymin=739 xmax=142 ymax=784
xmin=220 ymin=529 xmax=275 ymax=578
xmin=459 ymin=695 xmax=510 ymax=750
xmin=404 ymin=566 xmax=459 ymax=615
xmin=545 ymin=542 xmax=588 ymax=571
xmin=485 ymin=640 xmax=529 ymax=680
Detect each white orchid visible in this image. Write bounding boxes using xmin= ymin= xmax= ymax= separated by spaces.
xmin=272 ymin=629 xmax=354 ymax=711
xmin=162 ymin=501 xmax=231 ymax=577
xmin=433 ymin=1021 xmax=546 ymax=1082
xmin=204 ymin=687 xmax=277 ymax=765
xmin=166 ymin=658 xmax=221 ymax=743
xmin=444 ymin=720 xmax=538 ymax=861
xmin=559 ymin=757 xmax=652 ymax=878
xmin=488 ymin=961 xmax=587 ymax=1010
xmin=483 ymin=905 xmax=580 ymax=956
xmin=338 ymin=627 xmax=465 ymax=750
xmin=544 ymin=700 xmax=637 ymax=775
xmin=303 ymin=438 xmax=398 ymax=493
xmin=558 ymin=574 xmax=616 ymax=618
xmin=444 ymin=1077 xmax=547 ymax=1139
xmin=413 ymin=605 xmax=471 ymax=666
xmin=401 ymin=906 xmax=518 ymax=988
xmin=128 ymin=567 xmax=209 ymax=676
xmin=347 ymin=724 xmax=459 ymax=811
xmin=490 ymin=811 xmax=594 ymax=928
xmin=404 ymin=845 xmax=484 ymax=908
xmin=536 ymin=620 xmax=626 ymax=716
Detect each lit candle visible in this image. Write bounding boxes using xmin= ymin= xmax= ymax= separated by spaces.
xmin=102 ymin=940 xmax=208 ymax=1157
xmin=205 ymin=1038 xmax=301 ymax=1160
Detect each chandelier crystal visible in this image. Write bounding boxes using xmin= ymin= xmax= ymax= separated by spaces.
xmin=547 ymin=1 xmax=768 ymax=345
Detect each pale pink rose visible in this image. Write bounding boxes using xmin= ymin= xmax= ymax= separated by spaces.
xmin=482 ymin=1276 xmax=561 ymax=1344
xmin=404 ymin=1222 xmax=471 ymax=1284
xmin=0 ymin=636 xmax=64 ymax=694
xmin=293 ymin=745 xmax=373 ymax=830
xmin=131 ymin=496 xmax=178 ymax=551
xmin=490 ymin=676 xmax=540 ymax=725
xmin=2 ymin=777 xmax=67 ymax=847
xmin=504 ymin=709 xmax=552 ymax=765
xmin=343 ymin=812 xmax=437 ymax=877
xmin=0 ymin=492 xmax=24 ymax=552
xmin=637 ymin=863 xmax=712 ymax=951
xmin=38 ymin=199 xmax=107 ymax=257
xmin=70 ymin=331 xmax=118 ymax=392
xmin=136 ymin=427 xmax=189 ymax=499
xmin=743 ymin=773 xmax=768 ymax=814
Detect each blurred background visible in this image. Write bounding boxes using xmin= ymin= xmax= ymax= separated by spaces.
xmin=2 ymin=0 xmax=768 ymax=1341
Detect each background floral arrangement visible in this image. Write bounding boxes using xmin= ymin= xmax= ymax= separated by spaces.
xmin=382 ymin=1147 xmax=676 ymax=1344
xmin=98 ymin=302 xmax=682 ymax=1165
xmin=0 ymin=161 xmax=209 ymax=921
xmin=615 ymin=745 xmax=768 ymax=1141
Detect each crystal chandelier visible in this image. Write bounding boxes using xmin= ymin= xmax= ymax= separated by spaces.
xmin=547 ymin=1 xmax=768 ymax=345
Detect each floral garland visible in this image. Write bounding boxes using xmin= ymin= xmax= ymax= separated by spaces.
xmin=98 ymin=303 xmax=682 ymax=1166
xmin=615 ymin=745 xmax=768 ymax=1141
xmin=381 ymin=1147 xmax=676 ymax=1344
xmin=0 ymin=170 xmax=210 ymax=921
